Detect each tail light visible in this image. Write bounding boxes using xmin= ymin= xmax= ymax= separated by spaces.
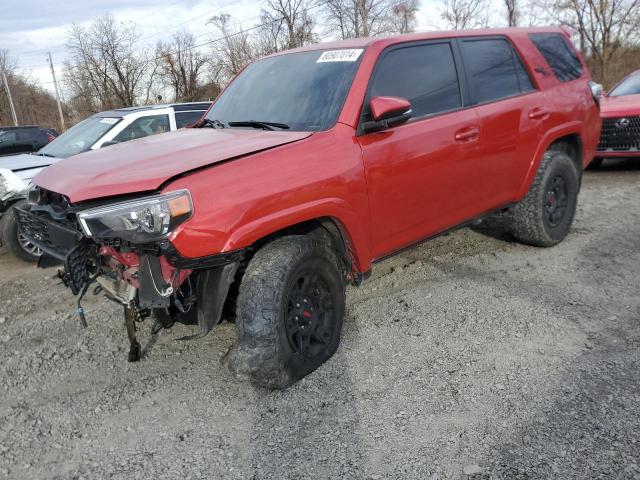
xmin=46 ymin=132 xmax=55 ymax=142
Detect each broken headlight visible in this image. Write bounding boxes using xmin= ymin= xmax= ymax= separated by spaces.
xmin=0 ymin=168 xmax=28 ymax=202
xmin=77 ymin=190 xmax=193 ymax=243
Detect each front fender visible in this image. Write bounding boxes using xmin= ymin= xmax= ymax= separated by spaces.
xmin=223 ymin=198 xmax=371 ymax=272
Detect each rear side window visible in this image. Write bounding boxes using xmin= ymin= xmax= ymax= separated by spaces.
xmin=461 ymin=38 xmax=534 ymax=104
xmin=17 ymin=129 xmax=38 ymax=141
xmin=369 ymin=42 xmax=462 ymax=119
xmin=529 ymin=33 xmax=583 ymax=82
xmin=176 ymin=111 xmax=205 ymax=128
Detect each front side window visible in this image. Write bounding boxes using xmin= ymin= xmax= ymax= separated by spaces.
xmin=461 ymin=38 xmax=533 ymax=104
xmin=112 ymin=114 xmax=170 ymax=142
xmin=206 ymin=49 xmax=362 ymax=131
xmin=368 ymin=42 xmax=462 ymax=119
xmin=609 ymin=74 xmax=640 ymax=97
xmin=39 ymin=116 xmax=122 ymax=158
xmin=529 ymin=33 xmax=583 ymax=82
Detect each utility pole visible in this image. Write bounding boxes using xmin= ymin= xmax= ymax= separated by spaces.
xmin=47 ymin=52 xmax=66 ymax=131
xmin=1 ymin=72 xmax=18 ymax=126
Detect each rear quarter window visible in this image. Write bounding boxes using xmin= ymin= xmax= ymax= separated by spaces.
xmin=529 ymin=33 xmax=583 ymax=82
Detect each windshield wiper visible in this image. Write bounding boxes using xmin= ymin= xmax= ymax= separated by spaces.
xmin=195 ymin=118 xmax=226 ymax=129
xmin=227 ymin=120 xmax=290 ymax=131
xmin=33 ymin=152 xmax=56 ymax=157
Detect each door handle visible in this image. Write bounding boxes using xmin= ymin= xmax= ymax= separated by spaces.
xmin=454 ymin=126 xmax=480 ymax=142
xmin=528 ymin=107 xmax=550 ymax=120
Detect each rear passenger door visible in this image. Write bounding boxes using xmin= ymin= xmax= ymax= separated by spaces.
xmin=458 ymin=36 xmax=551 ymax=207
xmin=16 ymin=129 xmax=39 ymax=152
xmin=358 ymin=41 xmax=484 ymax=259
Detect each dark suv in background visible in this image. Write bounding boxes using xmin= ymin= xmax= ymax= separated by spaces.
xmin=0 ymin=126 xmax=58 ymax=156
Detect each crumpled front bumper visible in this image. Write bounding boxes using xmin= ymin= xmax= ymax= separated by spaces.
xmin=14 ymin=205 xmax=91 ymax=294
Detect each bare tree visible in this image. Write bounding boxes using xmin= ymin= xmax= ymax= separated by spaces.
xmin=440 ymin=0 xmax=490 ymax=29
xmin=554 ymin=0 xmax=640 ymax=84
xmin=259 ymin=0 xmax=316 ymax=52
xmin=391 ymin=0 xmax=420 ymax=33
xmin=157 ymin=31 xmax=209 ymax=102
xmin=505 ymin=0 xmax=518 ymax=26
xmin=323 ymin=0 xmax=414 ymax=39
xmin=0 ymin=49 xmax=17 ymax=77
xmin=0 ymin=49 xmax=72 ymax=128
xmin=207 ymin=14 xmax=258 ymax=82
xmin=64 ymin=13 xmax=156 ymax=113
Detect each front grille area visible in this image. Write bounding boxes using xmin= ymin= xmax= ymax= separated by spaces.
xmin=14 ymin=207 xmax=83 ymax=260
xmin=15 ymin=206 xmax=95 ymax=294
xmin=597 ymin=116 xmax=640 ymax=152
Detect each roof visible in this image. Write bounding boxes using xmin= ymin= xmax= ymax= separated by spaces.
xmin=268 ymin=26 xmax=570 ymax=57
xmin=95 ymin=101 xmax=212 ymax=118
xmin=0 ymin=125 xmax=42 ymax=130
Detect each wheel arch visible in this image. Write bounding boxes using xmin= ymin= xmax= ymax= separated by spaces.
xmin=517 ymin=124 xmax=584 ymax=199
xmin=223 ymin=200 xmax=372 ymax=277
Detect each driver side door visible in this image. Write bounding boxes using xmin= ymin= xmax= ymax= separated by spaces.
xmin=357 ymin=40 xmax=485 ymax=259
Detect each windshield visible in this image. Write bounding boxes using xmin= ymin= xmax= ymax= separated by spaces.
xmin=206 ymin=49 xmax=363 ymax=131
xmin=39 ymin=116 xmax=121 ymax=158
xmin=609 ymin=74 xmax=640 ymax=97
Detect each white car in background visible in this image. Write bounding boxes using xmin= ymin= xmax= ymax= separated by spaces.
xmin=0 ymin=101 xmax=211 ymax=262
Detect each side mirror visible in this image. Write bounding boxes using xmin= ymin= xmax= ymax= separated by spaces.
xmin=589 ymin=81 xmax=604 ymax=104
xmin=100 ymin=140 xmax=120 ymax=148
xmin=364 ymin=96 xmax=412 ymax=132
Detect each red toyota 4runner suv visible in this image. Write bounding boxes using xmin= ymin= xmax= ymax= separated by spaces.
xmin=16 ymin=28 xmax=600 ymax=388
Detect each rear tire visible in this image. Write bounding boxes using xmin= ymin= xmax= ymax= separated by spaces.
xmin=1 ymin=201 xmax=41 ymax=262
xmin=224 ymin=235 xmax=346 ymax=389
xmin=511 ymin=151 xmax=579 ymax=247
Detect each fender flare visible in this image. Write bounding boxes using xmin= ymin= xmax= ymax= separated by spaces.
xmin=516 ymin=121 xmax=583 ymax=199
xmin=223 ymin=197 xmax=372 ymax=273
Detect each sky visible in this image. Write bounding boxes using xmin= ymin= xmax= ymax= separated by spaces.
xmin=1 ymin=0 xmax=450 ymax=95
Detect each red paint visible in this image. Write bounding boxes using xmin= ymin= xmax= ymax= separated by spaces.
xmin=369 ymin=96 xmax=411 ymax=120
xmin=34 ymin=129 xmax=311 ymax=203
xmin=34 ymin=28 xmax=600 ymax=276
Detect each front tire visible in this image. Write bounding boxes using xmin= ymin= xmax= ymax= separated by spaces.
xmin=225 ymin=236 xmax=346 ymax=389
xmin=511 ymin=151 xmax=579 ymax=247
xmin=1 ymin=201 xmax=42 ymax=262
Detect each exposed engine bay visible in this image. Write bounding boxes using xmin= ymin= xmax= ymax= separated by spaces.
xmin=15 ymin=187 xmax=243 ymax=362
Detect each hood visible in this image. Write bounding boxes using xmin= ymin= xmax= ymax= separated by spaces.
xmin=600 ymin=94 xmax=640 ymax=118
xmin=0 ymin=153 xmax=59 ymax=174
xmin=34 ymin=128 xmax=312 ymax=203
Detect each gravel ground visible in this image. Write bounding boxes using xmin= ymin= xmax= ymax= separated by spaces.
xmin=1 ymin=160 xmax=639 ymax=480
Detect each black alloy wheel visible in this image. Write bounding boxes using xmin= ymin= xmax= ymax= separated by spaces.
xmin=543 ymin=174 xmax=570 ymax=228
xmin=284 ymin=271 xmax=337 ymax=360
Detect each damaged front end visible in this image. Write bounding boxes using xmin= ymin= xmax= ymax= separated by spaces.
xmin=15 ymin=187 xmax=242 ymax=362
